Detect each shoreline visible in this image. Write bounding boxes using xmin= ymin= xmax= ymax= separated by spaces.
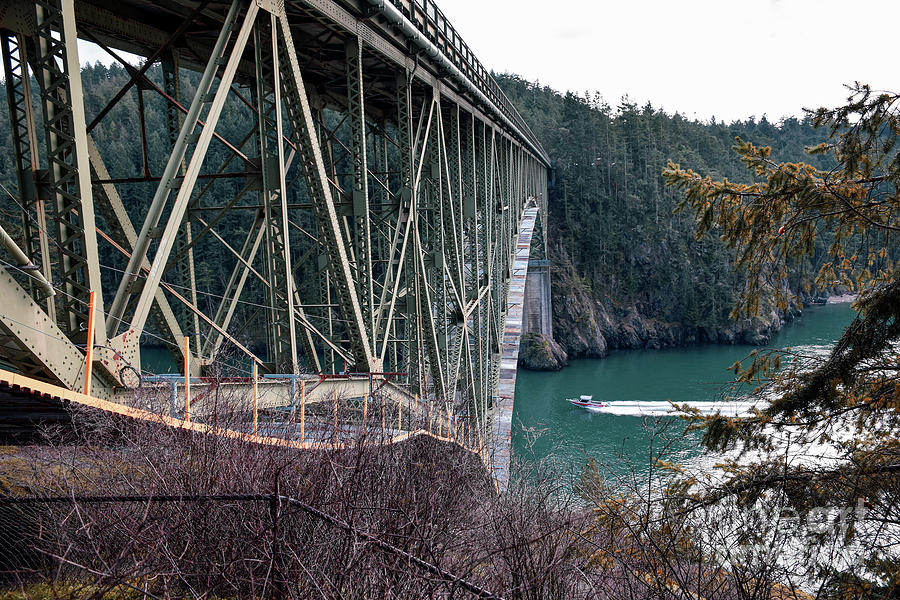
xmin=525 ymin=293 xmax=857 ymax=371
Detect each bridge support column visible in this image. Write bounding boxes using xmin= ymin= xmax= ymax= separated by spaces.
xmin=522 ymin=208 xmax=553 ymax=340
xmin=523 ymin=260 xmax=553 ymax=340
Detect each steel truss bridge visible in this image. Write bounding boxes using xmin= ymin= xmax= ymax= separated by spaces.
xmin=0 ymin=0 xmax=550 ymax=481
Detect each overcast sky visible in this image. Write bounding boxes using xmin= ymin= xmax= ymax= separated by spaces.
xmin=437 ymin=0 xmax=898 ymax=123
xmin=79 ymin=0 xmax=898 ymax=123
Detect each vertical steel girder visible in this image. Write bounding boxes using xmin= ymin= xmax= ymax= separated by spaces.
xmin=345 ymin=36 xmax=375 ymax=339
xmin=0 ymin=33 xmax=36 ymax=263
xmin=440 ymin=102 xmax=466 ymax=401
xmin=474 ymin=119 xmax=490 ymax=413
xmin=276 ymin=11 xmax=375 ymax=372
xmin=441 ymin=103 xmax=465 ymax=309
xmin=423 ymin=96 xmax=442 ymax=375
xmin=161 ymin=51 xmax=182 ymax=154
xmin=372 ymin=132 xmax=390 ymax=328
xmin=413 ymin=92 xmax=446 ymax=401
xmin=460 ymin=111 xmax=482 ymax=430
xmin=32 ymin=0 xmax=105 ymax=347
xmin=373 ymin=74 xmax=414 ymax=373
xmin=396 ymin=72 xmax=417 ymax=388
xmin=487 ymin=128 xmax=504 ymax=412
xmin=162 ymin=50 xmax=202 ymax=360
xmin=394 ymin=82 xmax=434 ymax=394
xmin=256 ymin=14 xmax=298 ymax=373
xmin=0 ymin=31 xmax=54 ymax=318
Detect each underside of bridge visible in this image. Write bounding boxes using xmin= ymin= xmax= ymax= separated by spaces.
xmin=0 ymin=0 xmax=550 ymax=483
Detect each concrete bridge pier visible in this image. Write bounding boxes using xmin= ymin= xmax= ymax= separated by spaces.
xmin=517 ymin=210 xmax=564 ymax=373
xmin=523 ymin=259 xmax=553 ymax=340
xmin=523 ymin=207 xmax=553 ymax=340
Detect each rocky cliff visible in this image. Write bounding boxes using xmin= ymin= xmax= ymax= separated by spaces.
xmin=518 ymin=252 xmax=799 ymax=371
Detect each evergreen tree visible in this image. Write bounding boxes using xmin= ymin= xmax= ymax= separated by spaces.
xmin=662 ymin=84 xmax=900 ymax=596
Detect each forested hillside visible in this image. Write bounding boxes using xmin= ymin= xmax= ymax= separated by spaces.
xmin=496 ymin=74 xmax=837 ymax=369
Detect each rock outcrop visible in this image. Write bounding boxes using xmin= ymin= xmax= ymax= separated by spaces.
xmin=518 ymin=332 xmax=569 ymax=370
xmin=519 ymin=252 xmax=800 ymax=370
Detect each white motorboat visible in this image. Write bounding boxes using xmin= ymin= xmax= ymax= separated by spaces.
xmin=566 ymin=394 xmax=608 ymax=408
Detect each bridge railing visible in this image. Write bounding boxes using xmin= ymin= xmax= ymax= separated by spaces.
xmin=390 ymin=0 xmax=546 ymax=162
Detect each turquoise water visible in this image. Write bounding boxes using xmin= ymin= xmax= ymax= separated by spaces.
xmin=511 ymin=303 xmax=857 ymax=478
xmin=141 ymin=345 xmax=179 ymax=374
xmin=141 ymin=345 xmax=266 ymax=376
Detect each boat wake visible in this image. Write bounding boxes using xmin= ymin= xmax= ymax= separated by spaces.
xmin=584 ymin=400 xmax=758 ymax=417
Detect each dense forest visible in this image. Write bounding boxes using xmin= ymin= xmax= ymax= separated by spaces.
xmin=495 ymin=74 xmax=837 ymax=368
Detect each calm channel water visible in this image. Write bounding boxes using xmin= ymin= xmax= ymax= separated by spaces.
xmin=511 ymin=302 xmax=857 ymax=479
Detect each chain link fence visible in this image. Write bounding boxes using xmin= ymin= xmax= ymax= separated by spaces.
xmin=0 ymin=406 xmax=584 ymax=600
xmin=0 ymin=491 xmax=502 ymax=599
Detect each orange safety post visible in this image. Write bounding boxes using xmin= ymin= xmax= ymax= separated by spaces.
xmin=252 ymin=361 xmax=258 ymax=435
xmin=333 ymin=389 xmax=338 ymax=439
xmin=290 ymin=380 xmax=296 ymax=426
xmin=300 ymin=380 xmax=306 ymax=443
xmin=183 ymin=336 xmax=191 ymax=422
xmin=83 ymin=291 xmax=95 ymax=395
xmin=362 ymin=393 xmax=368 ymax=427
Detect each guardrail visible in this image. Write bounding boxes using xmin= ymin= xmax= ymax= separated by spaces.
xmin=0 ymin=368 xmax=481 ymax=454
xmin=369 ymin=0 xmax=549 ymax=165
